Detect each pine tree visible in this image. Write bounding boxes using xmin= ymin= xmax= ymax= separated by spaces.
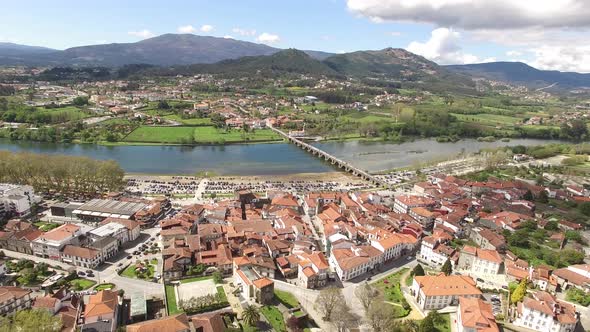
xmin=441 ymin=259 xmax=453 ymax=276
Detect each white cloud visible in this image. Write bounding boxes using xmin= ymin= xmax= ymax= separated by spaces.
xmin=232 ymin=28 xmax=257 ymax=36
xmin=506 ymin=50 xmax=523 ymax=57
xmin=388 ymin=31 xmax=402 ymax=37
xmin=223 ymin=35 xmax=233 ymax=39
xmin=347 ymin=0 xmax=590 ymax=30
xmin=530 ymin=45 xmax=590 ymax=72
xmin=128 ymin=30 xmax=155 ymax=39
xmin=177 ymin=25 xmax=196 ymax=34
xmin=256 ymin=32 xmax=281 ymax=44
xmin=200 ymin=25 xmax=214 ymax=33
xmin=407 ymin=28 xmax=481 ymax=65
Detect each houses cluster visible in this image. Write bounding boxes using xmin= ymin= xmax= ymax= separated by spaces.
xmin=0 ymin=217 xmax=141 ymax=269
xmin=0 ymin=196 xmax=168 ymax=269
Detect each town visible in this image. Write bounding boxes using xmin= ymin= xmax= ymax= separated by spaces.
xmin=0 ymin=147 xmax=589 ymax=332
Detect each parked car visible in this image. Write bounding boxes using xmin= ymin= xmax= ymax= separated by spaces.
xmin=127 ymin=255 xmax=132 ymax=259
xmin=77 ymin=271 xmax=86 ymax=276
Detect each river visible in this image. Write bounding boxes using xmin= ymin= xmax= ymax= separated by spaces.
xmin=0 ymin=138 xmax=561 ymax=175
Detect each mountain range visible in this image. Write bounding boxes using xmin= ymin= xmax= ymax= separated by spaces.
xmin=1 ymin=33 xmax=589 ymax=90
xmin=446 ymin=62 xmax=590 ymax=90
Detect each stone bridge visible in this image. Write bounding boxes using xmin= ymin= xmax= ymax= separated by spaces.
xmin=270 ymin=127 xmax=389 ymax=188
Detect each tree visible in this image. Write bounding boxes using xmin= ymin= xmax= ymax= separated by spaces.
xmin=212 ymin=271 xmax=223 ymax=284
xmin=157 ymin=100 xmax=170 ymax=110
xmin=561 ymin=119 xmax=588 ymax=141
xmin=523 ymin=190 xmax=534 ymax=201
xmin=73 ymin=96 xmax=89 ymax=106
xmin=315 ymin=286 xmax=345 ymax=321
xmin=1 ymin=309 xmax=62 ymax=332
xmin=242 ymin=305 xmax=260 ymax=327
xmin=331 ymin=301 xmax=356 ymax=332
xmin=355 ymin=283 xmax=378 ymax=310
xmin=367 ymin=301 xmax=394 ymax=332
xmin=441 ymin=259 xmax=452 ymax=276
xmin=419 ymin=314 xmax=436 ymax=332
xmin=579 ymin=202 xmax=590 ymax=216
xmin=412 ymin=264 xmax=425 ymax=277
xmin=511 ymin=278 xmax=528 ymax=304
xmin=536 ymin=190 xmax=549 ymax=204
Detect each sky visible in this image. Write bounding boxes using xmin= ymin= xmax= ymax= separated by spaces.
xmin=1 ymin=0 xmax=589 ymax=72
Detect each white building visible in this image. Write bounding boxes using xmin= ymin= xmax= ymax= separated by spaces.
xmin=457 ymin=246 xmax=503 ymax=275
xmin=0 ymin=183 xmax=41 ymax=217
xmin=32 ymin=224 xmax=81 ymax=260
xmin=418 ymin=236 xmax=455 ymax=267
xmin=513 ymin=291 xmax=578 ymax=332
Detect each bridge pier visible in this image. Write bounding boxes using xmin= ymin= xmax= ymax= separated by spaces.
xmin=271 ymin=127 xmax=384 ymax=187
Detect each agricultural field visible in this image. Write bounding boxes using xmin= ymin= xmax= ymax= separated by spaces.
xmin=124 ymin=126 xmax=196 ymax=144
xmin=162 ymin=114 xmax=212 ymax=125
xmin=193 ymin=127 xmax=281 ymax=144
xmin=451 ymin=113 xmax=522 ymax=126
xmin=124 ymin=126 xmax=281 ymax=144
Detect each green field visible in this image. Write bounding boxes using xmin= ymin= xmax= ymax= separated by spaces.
xmin=36 ymin=106 xmax=89 ymax=123
xmin=94 ymin=283 xmax=115 ymax=291
xmin=124 ymin=126 xmax=196 ymax=143
xmin=193 ymin=127 xmax=280 ymax=143
xmin=261 ymin=305 xmax=287 ymax=332
xmin=70 ymin=278 xmax=96 ymax=290
xmin=274 ymin=290 xmax=299 ymax=308
xmin=163 ymin=114 xmax=212 ymax=125
xmin=124 ymin=126 xmax=281 ymax=144
xmin=451 ymin=113 xmax=521 ymax=126
xmin=373 ymin=268 xmax=411 ymax=318
xmin=33 ymin=221 xmax=60 ymax=232
xmin=165 ymin=284 xmax=181 ymax=315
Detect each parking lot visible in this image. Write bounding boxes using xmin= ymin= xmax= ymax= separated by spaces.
xmin=483 ymin=293 xmax=506 ymax=317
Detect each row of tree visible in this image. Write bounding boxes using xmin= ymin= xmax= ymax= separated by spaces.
xmin=0 ymin=151 xmax=124 ymax=197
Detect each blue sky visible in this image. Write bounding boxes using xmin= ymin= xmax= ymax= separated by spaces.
xmin=1 ymin=0 xmax=589 ymax=72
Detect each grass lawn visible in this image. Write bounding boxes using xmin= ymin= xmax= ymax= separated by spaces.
xmin=121 ymin=263 xmax=155 ymax=280
xmin=33 ymin=221 xmax=60 ymax=232
xmin=193 ymin=127 xmax=281 ymax=144
xmin=216 ymin=286 xmax=227 ymax=302
xmin=293 ymin=309 xmax=306 ymax=318
xmin=163 ymin=114 xmax=212 ymax=125
xmin=124 ymin=126 xmax=195 ymax=144
xmin=124 ymin=126 xmax=281 ymax=144
xmin=343 ymin=112 xmax=396 ymax=123
xmin=165 ymin=284 xmax=181 ymax=315
xmin=261 ymin=305 xmax=287 ymax=332
xmin=179 ymin=275 xmax=213 ymax=284
xmin=451 ymin=113 xmax=521 ymax=126
xmin=373 ymin=268 xmax=411 ymax=318
xmin=36 ymin=106 xmax=89 ymax=123
xmin=274 ymin=290 xmax=299 ymax=308
xmin=70 ymin=278 xmax=96 ymax=290
xmin=94 ymin=283 xmax=115 ymax=291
